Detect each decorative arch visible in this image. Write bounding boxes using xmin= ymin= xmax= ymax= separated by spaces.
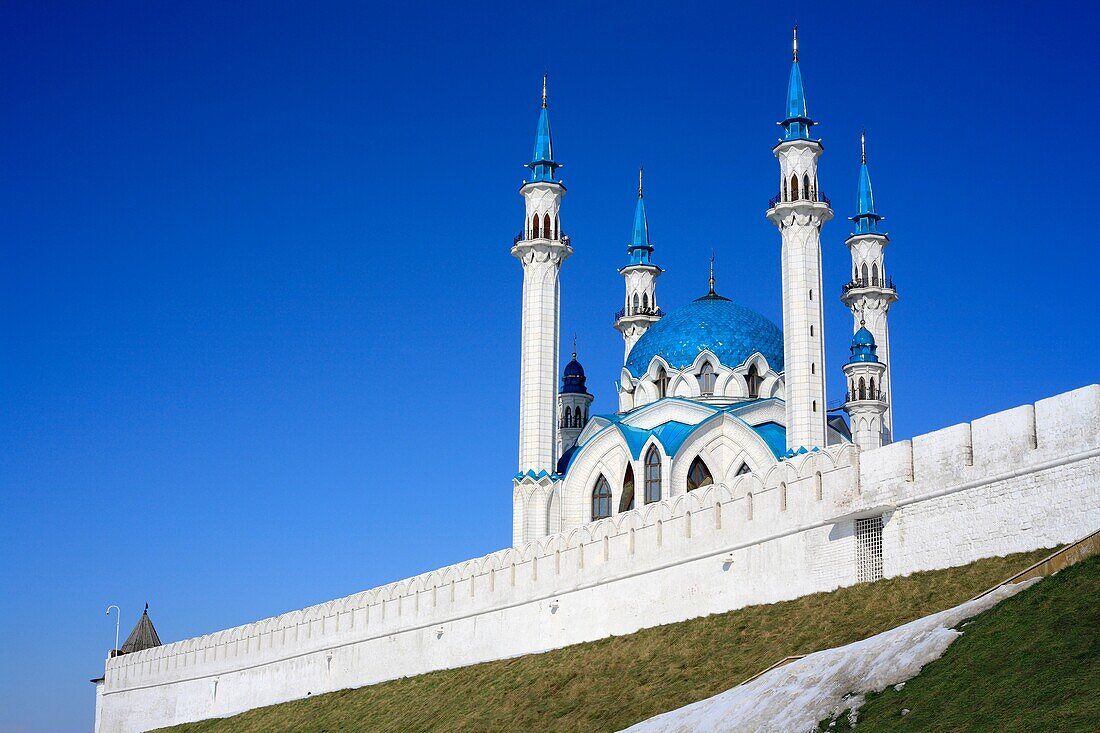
xmin=543 ymin=213 xmax=552 ymax=240
xmin=619 ymin=463 xmax=635 ymax=513
xmin=591 ymin=475 xmax=612 ymax=520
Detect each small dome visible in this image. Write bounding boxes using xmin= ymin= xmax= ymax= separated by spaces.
xmin=561 ymin=354 xmax=589 ymax=394
xmin=848 ymin=325 xmax=879 ymax=363
xmin=624 ymin=294 xmax=784 ymax=378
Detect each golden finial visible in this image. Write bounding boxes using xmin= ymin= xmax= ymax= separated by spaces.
xmin=861 ymin=130 xmax=867 ymax=165
xmin=709 ymin=251 xmax=716 ymax=295
xmin=542 ymin=72 xmax=548 ymax=108
xmin=638 ymin=165 xmax=644 ymax=197
xmin=792 ymin=24 xmax=799 ymax=62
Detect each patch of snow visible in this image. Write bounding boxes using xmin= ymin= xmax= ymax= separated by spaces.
xmin=619 ymin=579 xmax=1040 ymax=733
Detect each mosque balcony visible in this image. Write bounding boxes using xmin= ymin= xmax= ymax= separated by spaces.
xmin=615 ymin=306 xmax=665 ymax=322
xmin=515 ymin=232 xmax=571 ymax=246
xmin=841 ymin=277 xmax=897 ymax=295
xmin=845 ymin=390 xmax=888 ymax=404
xmin=768 ymin=191 xmax=831 ymax=209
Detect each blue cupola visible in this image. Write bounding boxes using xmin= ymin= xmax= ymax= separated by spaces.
xmin=852 ymin=132 xmax=884 ymax=234
xmin=848 ymin=322 xmax=880 ymax=363
xmin=781 ymin=26 xmax=815 ymax=141
xmin=526 ymin=74 xmax=560 ymax=184
xmin=628 ymin=166 xmax=655 ymax=265
xmin=561 ymin=350 xmax=589 ymax=394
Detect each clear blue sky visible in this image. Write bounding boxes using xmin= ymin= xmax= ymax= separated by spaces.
xmin=1 ymin=2 xmax=1097 ymax=730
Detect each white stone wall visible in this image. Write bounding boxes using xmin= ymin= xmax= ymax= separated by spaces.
xmin=95 ymin=386 xmax=1100 ymax=733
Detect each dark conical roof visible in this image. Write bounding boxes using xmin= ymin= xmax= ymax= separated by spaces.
xmin=120 ymin=604 xmax=161 ymax=654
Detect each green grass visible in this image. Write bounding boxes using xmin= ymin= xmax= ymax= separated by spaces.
xmin=820 ymin=552 xmax=1100 ymax=733
xmin=157 ymin=549 xmax=1054 ymax=733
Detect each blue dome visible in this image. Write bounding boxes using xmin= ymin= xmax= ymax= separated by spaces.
xmin=848 ymin=326 xmax=879 ymax=363
xmin=624 ymin=295 xmax=785 ymax=378
xmin=561 ymin=354 xmax=589 ymax=394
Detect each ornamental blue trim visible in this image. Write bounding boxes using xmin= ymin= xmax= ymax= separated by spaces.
xmin=624 ymin=296 xmax=785 ymax=378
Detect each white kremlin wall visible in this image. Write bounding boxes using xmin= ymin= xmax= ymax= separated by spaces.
xmin=94 ymin=385 xmax=1100 ymax=733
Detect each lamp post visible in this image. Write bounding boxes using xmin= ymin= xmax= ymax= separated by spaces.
xmin=106 ymin=605 xmax=120 ymax=655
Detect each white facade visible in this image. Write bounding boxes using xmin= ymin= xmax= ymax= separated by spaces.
xmin=94 ymin=386 xmax=1100 ymax=733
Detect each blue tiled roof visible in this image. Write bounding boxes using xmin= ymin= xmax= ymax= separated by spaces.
xmin=848 ymin=326 xmax=880 ymax=363
xmin=624 ymin=295 xmax=785 ymax=378
xmin=555 ymin=400 xmax=789 ymax=477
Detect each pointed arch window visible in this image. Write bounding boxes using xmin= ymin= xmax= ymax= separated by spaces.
xmin=861 ymin=263 xmax=870 ymax=283
xmin=655 ymin=366 xmax=669 ymax=399
xmin=592 ymin=475 xmax=612 ymax=521
xmin=745 ymin=364 xmax=763 ymax=399
xmin=871 ymin=262 xmax=880 ymax=286
xmin=686 ymin=456 xmax=713 ymax=491
xmin=544 ymin=213 xmax=552 ymax=241
xmin=642 ymin=293 xmax=649 ymax=311
xmin=562 ymin=406 xmax=572 ymax=428
xmin=859 ymin=377 xmax=867 ymax=400
xmin=803 ymin=174 xmax=811 ymax=201
xmin=782 ymin=177 xmax=788 ymax=202
xmin=697 ymin=361 xmax=716 ymax=396
xmin=736 ymin=463 xmax=752 ymax=476
xmin=632 ymin=292 xmax=640 ymax=314
xmin=619 ymin=464 xmax=635 ymax=513
xmin=869 ymin=377 xmax=876 ymax=398
xmin=790 ymin=174 xmax=799 ymax=200
xmin=644 ymin=446 xmax=662 ymax=504
xmin=532 ymin=213 xmax=541 ymax=239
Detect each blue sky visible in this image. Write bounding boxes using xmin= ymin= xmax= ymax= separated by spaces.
xmin=1 ymin=2 xmax=1097 ymax=731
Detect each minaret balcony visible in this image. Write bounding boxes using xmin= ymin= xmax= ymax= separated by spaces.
xmin=845 ymin=390 xmax=887 ymax=405
xmin=615 ymin=306 xmax=664 ymax=322
xmin=841 ymin=277 xmax=897 ymax=296
xmin=768 ymin=191 xmax=831 ymax=209
xmin=515 ymin=232 xmax=570 ymax=246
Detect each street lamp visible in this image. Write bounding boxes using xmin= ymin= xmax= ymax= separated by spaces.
xmin=106 ymin=605 xmax=120 ymax=655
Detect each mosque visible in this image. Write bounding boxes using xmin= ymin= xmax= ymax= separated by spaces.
xmin=512 ymin=29 xmax=897 ymax=546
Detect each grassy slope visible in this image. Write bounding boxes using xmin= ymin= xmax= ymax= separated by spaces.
xmin=821 ymin=553 xmax=1100 ymax=733
xmin=158 ymin=549 xmax=1052 ymax=733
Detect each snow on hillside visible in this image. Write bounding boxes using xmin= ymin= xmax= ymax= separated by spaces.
xmin=620 ymin=578 xmax=1040 ymax=733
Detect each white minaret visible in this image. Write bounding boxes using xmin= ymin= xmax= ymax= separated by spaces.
xmin=766 ymin=27 xmax=832 ymax=451
xmin=614 ymin=167 xmax=662 ymax=363
xmin=557 ymin=340 xmax=594 ymax=456
xmin=513 ymin=75 xmax=571 ymax=475
xmin=841 ymin=132 xmax=898 ymax=443
xmin=842 ymin=321 xmax=888 ymax=450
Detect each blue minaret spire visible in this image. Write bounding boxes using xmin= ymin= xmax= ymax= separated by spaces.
xmin=628 ymin=166 xmax=654 ymax=265
xmin=781 ymin=25 xmax=815 ymax=141
xmin=852 ymin=131 xmax=884 ymax=234
xmin=527 ymin=73 xmax=560 ymax=183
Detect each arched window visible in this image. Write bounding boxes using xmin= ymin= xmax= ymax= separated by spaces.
xmin=619 ymin=464 xmax=635 ymax=512
xmin=642 ymin=293 xmax=649 ymax=310
xmin=532 ymin=213 xmax=541 ymax=239
xmin=644 ymin=446 xmax=662 ymax=504
xmin=791 ymin=174 xmax=800 ymax=200
xmin=655 ymin=366 xmax=669 ymax=399
xmin=803 ymin=174 xmax=811 ymax=200
xmin=591 ymin=475 xmax=612 ymax=520
xmin=686 ymin=456 xmax=713 ymax=491
xmin=562 ymin=406 xmax=572 ymax=428
xmin=556 ymin=215 xmax=561 ymax=239
xmin=871 ymin=262 xmax=880 ymax=286
xmin=782 ymin=177 xmax=788 ymax=201
xmin=861 ymin=263 xmax=869 ymax=283
xmin=697 ymin=361 xmax=716 ymax=396
xmin=737 ymin=463 xmax=752 ymax=476
xmin=745 ymin=364 xmax=762 ymax=399
xmin=575 ymin=408 xmax=584 ymax=427
xmin=544 ymin=213 xmax=552 ymax=240
xmin=869 ymin=377 xmax=876 ymax=398
xmin=859 ymin=377 xmax=867 ymax=400
xmin=632 ymin=292 xmax=640 ymax=314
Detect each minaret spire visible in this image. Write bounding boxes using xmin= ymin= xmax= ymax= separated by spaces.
xmin=542 ymin=72 xmax=548 ymax=108
xmin=860 ymin=129 xmax=866 ymax=164
xmin=638 ymin=165 xmax=644 ymax=197
xmin=614 ymin=168 xmax=663 ymax=372
xmin=708 ymin=251 xmax=716 ymax=295
xmin=792 ymin=24 xmax=799 ymax=61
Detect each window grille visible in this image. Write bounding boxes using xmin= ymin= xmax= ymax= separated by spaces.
xmin=855 ymin=516 xmax=884 ymax=582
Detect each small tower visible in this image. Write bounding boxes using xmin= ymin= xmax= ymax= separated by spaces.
xmin=512 ymin=74 xmax=572 ymax=478
xmin=120 ymin=604 xmax=162 ymax=655
xmin=842 ymin=322 xmax=888 ymax=450
xmin=557 ymin=340 xmax=593 ymax=456
xmin=841 ymin=132 xmax=898 ymax=442
xmin=614 ymin=166 xmax=663 ymax=363
xmin=766 ymin=26 xmax=832 ymax=450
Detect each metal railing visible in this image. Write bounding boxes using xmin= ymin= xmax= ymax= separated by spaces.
xmin=515 ymin=232 xmax=571 ymax=245
xmin=768 ymin=191 xmax=830 ymax=209
xmin=615 ymin=306 xmax=665 ymax=321
xmin=842 ymin=277 xmax=896 ymax=294
xmin=845 ymin=390 xmax=887 ymax=404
